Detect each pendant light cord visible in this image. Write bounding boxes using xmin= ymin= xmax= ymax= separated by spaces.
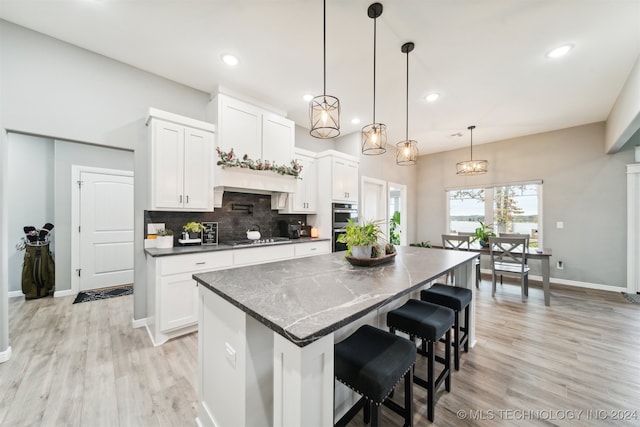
xmin=323 ymin=0 xmax=327 ymax=95
xmin=372 ymin=14 xmax=377 ymax=124
xmin=405 ymin=49 xmax=409 ymax=140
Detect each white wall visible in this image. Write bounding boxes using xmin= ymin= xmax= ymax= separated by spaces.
xmin=606 ymin=54 xmax=640 ymax=153
xmin=7 ymin=134 xmax=55 ymax=294
xmin=54 ymin=140 xmax=134 ymax=292
xmin=0 ymin=18 xmax=210 ymax=353
xmin=417 ymin=122 xmax=635 ymax=288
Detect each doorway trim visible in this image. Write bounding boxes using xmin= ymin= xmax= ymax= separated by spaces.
xmin=388 ymin=182 xmax=408 ymax=246
xmin=70 ymin=165 xmax=134 ymax=296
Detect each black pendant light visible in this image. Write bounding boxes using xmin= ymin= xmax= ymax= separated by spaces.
xmin=309 ymin=0 xmax=340 ymax=139
xmin=396 ymin=42 xmax=419 ymax=166
xmin=456 ymin=125 xmax=488 ymax=175
xmin=361 ymin=2 xmax=387 ymax=155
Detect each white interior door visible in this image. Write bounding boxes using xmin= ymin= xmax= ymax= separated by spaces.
xmin=79 ymin=171 xmax=134 ymax=291
xmin=361 ymin=177 xmax=388 ymax=238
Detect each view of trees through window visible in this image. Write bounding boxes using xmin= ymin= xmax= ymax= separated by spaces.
xmin=448 ymin=184 xmax=541 ymax=248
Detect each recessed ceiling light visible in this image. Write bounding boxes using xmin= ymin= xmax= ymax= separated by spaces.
xmin=545 ymin=44 xmax=573 ymax=59
xmin=425 ymin=93 xmax=439 ymax=102
xmin=221 ymin=54 xmax=239 ymax=66
xmin=303 ymin=94 xmax=313 ymax=102
xmin=351 ymin=118 xmax=361 ymax=125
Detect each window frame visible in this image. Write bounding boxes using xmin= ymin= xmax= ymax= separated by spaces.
xmin=445 ymin=180 xmax=543 ymax=249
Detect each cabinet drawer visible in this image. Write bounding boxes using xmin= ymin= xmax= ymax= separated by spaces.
xmin=159 ymin=251 xmax=233 ymax=275
xmin=294 ymin=241 xmax=330 ymax=258
xmin=233 ymin=245 xmax=295 ymax=266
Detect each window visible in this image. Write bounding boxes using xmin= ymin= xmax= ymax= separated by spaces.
xmin=447 ymin=182 xmax=542 ymax=248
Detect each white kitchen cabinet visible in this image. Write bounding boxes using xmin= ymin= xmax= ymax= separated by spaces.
xmin=208 ymin=93 xmax=294 ymax=164
xmin=146 ymin=251 xmax=233 ymax=346
xmin=332 ymin=158 xmax=359 ymax=202
xmin=216 ymin=95 xmax=262 ymax=160
xmin=293 ymin=240 xmax=331 ymax=258
xmin=147 ymin=108 xmax=215 ymax=211
xmin=262 ymin=112 xmax=294 ymax=166
xmin=276 ymin=149 xmax=318 ymax=214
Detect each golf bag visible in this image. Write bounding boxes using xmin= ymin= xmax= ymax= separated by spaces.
xmin=21 ymin=223 xmax=55 ymax=299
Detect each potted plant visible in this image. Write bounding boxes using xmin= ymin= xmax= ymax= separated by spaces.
xmin=337 ymin=219 xmax=383 ymax=258
xmin=182 ymin=222 xmax=204 ymax=239
xmin=156 ymin=229 xmax=174 ymax=248
xmin=472 ymin=221 xmax=495 ymax=247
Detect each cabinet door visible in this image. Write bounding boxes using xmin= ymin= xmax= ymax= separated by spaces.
xmin=160 ymin=273 xmax=198 ymax=332
xmin=183 ymin=127 xmax=213 ymax=210
xmin=218 ymin=96 xmax=262 ymax=160
xmin=303 ymin=156 xmax=318 ymax=212
xmin=151 ymin=120 xmax=184 ymax=209
xmin=332 ymin=159 xmax=348 ymax=201
xmin=262 ymin=113 xmax=294 ymax=165
xmin=343 ymin=161 xmax=359 ymax=202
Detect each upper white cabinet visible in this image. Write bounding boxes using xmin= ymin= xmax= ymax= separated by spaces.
xmin=276 ymin=148 xmax=318 ymax=213
xmin=208 ymin=94 xmax=294 ymax=165
xmin=147 ymin=108 xmax=215 ymax=211
xmin=331 ymin=157 xmax=359 ymax=202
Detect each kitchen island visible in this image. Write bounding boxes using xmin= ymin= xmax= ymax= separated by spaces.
xmin=193 ymin=246 xmax=479 ymax=427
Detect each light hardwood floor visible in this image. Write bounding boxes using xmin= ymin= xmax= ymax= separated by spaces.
xmin=1 ymin=280 xmax=639 ymax=426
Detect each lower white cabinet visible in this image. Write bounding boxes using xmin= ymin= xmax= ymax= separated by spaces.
xmin=145 ymin=240 xmax=331 ymax=346
xmin=146 ymin=251 xmax=233 ymax=346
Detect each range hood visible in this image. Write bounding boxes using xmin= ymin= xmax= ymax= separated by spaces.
xmin=213 ymin=166 xmax=297 ymax=208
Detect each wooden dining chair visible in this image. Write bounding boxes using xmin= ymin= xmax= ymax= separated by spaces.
xmin=497 ymin=233 xmax=530 ymax=285
xmin=441 ymin=234 xmax=471 ymax=284
xmin=457 ymin=232 xmax=481 ymax=288
xmin=489 ymin=236 xmax=530 ymax=302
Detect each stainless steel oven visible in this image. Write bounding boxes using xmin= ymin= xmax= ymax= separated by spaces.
xmin=332 ymin=203 xmax=358 ymax=252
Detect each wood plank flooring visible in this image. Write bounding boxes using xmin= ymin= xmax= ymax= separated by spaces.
xmin=1 ymin=279 xmax=638 ymax=426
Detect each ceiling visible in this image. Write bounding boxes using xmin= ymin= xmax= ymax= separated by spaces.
xmin=1 ymin=0 xmax=639 ymax=154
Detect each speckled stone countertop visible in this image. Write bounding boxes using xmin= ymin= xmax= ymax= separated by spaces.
xmin=193 ymin=246 xmax=478 ymax=347
xmin=144 ymin=237 xmax=330 ymax=257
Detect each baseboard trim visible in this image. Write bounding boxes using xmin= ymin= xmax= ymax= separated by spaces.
xmin=479 ymin=269 xmax=624 ymax=293
xmin=8 ymin=291 xmax=22 ymax=299
xmin=54 ymin=289 xmax=75 ymax=298
xmin=0 ymin=346 xmax=12 ymax=363
xmin=132 ymin=317 xmax=147 ymax=329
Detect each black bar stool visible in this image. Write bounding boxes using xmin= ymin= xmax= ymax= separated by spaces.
xmin=420 ymin=283 xmax=472 ymax=371
xmin=386 ymin=299 xmax=455 ymax=422
xmin=334 ymin=325 xmax=416 ymax=427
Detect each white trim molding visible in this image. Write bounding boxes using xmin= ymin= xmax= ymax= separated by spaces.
xmin=132 ymin=317 xmax=147 ymax=329
xmin=54 ymin=289 xmax=76 ymax=298
xmin=627 ymin=163 xmax=640 ymax=293
xmin=0 ymin=346 xmax=12 ymax=363
xmin=8 ymin=290 xmax=22 ymax=299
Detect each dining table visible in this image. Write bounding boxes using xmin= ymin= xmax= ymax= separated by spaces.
xmin=435 ymin=243 xmax=553 ymax=306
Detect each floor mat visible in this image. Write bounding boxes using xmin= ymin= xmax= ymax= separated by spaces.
xmin=621 ymin=292 xmax=640 ymax=304
xmin=73 ymin=285 xmax=133 ymax=304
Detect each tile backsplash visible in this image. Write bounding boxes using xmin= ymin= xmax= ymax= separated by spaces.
xmin=145 ymin=192 xmax=307 ymax=244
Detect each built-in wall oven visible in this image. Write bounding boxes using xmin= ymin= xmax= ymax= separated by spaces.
xmin=332 ymin=203 xmax=358 ymax=252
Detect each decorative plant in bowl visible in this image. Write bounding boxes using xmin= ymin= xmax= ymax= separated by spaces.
xmin=337 ymin=219 xmax=384 ymax=259
xmin=182 ymin=222 xmax=205 ymax=239
xmin=472 ymin=221 xmax=495 ymax=247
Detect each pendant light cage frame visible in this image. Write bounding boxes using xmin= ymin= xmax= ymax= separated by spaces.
xmin=396 ymin=41 xmax=418 ymax=166
xmin=456 ymin=125 xmax=488 ymax=175
xmin=309 ymin=0 xmax=340 ymax=139
xmin=362 ymin=2 xmax=387 ymax=155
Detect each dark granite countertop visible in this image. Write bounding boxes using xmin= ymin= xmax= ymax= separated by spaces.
xmin=193 ymin=246 xmax=479 ymax=347
xmin=144 ymin=237 xmax=330 ymax=257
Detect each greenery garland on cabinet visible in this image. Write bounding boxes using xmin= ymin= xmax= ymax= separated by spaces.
xmin=216 ymin=147 xmax=303 ymax=178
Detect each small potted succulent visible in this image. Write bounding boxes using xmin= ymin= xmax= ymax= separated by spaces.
xmin=182 ymin=222 xmax=204 ymax=239
xmin=156 ymin=229 xmax=174 ymax=248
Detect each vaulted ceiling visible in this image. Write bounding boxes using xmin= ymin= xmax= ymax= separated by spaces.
xmin=1 ymin=0 xmax=639 ymax=154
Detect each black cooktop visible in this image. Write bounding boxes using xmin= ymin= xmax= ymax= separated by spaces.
xmin=223 ymin=237 xmax=292 ymax=247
